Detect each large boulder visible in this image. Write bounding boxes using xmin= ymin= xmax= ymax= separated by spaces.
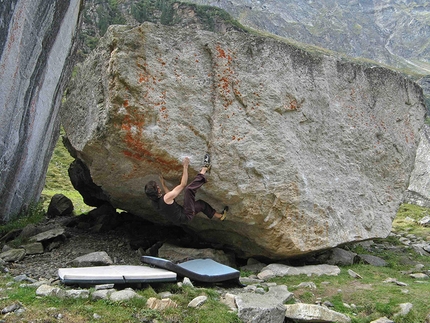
xmin=61 ymin=23 xmax=426 ymax=259
xmin=404 ymin=124 xmax=430 ymax=207
xmin=0 ymin=0 xmax=83 ymax=221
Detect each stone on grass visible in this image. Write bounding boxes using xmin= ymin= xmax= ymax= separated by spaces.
xmin=236 ymin=285 xmax=293 ymax=323
xmin=409 ymin=273 xmax=429 ymax=279
xmin=284 ymin=303 xmax=351 ymax=323
xmin=182 ymin=277 xmax=194 ymax=287
xmin=188 ymin=295 xmax=208 ymax=308
xmin=147 ymin=297 xmax=178 ymax=310
xmin=65 ymin=289 xmax=89 ymax=299
xmin=370 ymin=317 xmax=395 ymax=323
xmin=257 ymin=269 xmax=276 ymax=281
xmin=395 ymin=303 xmax=413 ymax=317
xmin=13 ymin=274 xmax=36 ymax=283
xmin=258 ymin=264 xmax=340 ymax=280
xmin=36 ymin=285 xmax=65 ymax=298
xmin=348 ymin=269 xmax=363 ymax=279
xmin=221 ymin=293 xmax=237 ymax=311
xmin=357 ymin=254 xmax=387 ymax=267
xmin=419 ymin=216 xmax=430 ymax=226
xmin=1 ymin=302 xmax=22 ymax=314
xmin=92 ymin=289 xmax=115 ymax=300
xmin=109 ymin=288 xmax=142 ymax=302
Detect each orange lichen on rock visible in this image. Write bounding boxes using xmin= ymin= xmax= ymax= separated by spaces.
xmin=119 ymin=106 xmax=179 ymax=171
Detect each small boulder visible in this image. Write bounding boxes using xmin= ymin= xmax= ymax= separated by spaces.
xmin=67 ymin=251 xmax=113 ymax=267
xmin=318 ymin=248 xmax=357 ymax=266
xmin=188 ymin=295 xmax=207 ymax=308
xmin=92 ymin=289 xmax=115 ymax=300
xmin=220 ymin=293 xmax=237 ymax=311
xmin=29 ymin=227 xmax=65 ymax=243
xmin=110 ymin=288 xmax=142 ymax=302
xmin=419 ymin=216 xmax=430 ymax=226
xmin=348 ymin=269 xmax=363 ymax=279
xmin=36 ymin=284 xmax=65 ymax=297
xmin=65 ymin=289 xmax=90 ymax=299
xmin=47 ymin=194 xmax=74 ymax=218
xmin=147 ymin=297 xmax=178 ymax=310
xmin=0 ymin=248 xmax=26 ymax=262
xmin=22 ymin=242 xmax=44 ymax=255
xmin=284 ymin=303 xmax=351 ymax=323
xmin=1 ymin=302 xmax=22 ymax=314
xmin=258 ymin=264 xmax=340 ymax=279
xmin=395 ymin=302 xmax=413 ymax=316
xmin=236 ymin=285 xmax=293 ymax=323
xmin=357 ymin=254 xmax=387 ymax=267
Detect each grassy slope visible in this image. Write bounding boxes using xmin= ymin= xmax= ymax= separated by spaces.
xmin=41 ymin=129 xmax=93 ymax=215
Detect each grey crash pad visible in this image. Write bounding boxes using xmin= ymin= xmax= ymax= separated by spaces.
xmin=58 ymin=265 xmax=177 ymax=284
xmin=141 ymin=256 xmax=241 ymax=284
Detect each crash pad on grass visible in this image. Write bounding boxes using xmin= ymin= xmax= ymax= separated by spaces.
xmin=141 ymin=256 xmax=241 ymax=284
xmin=58 ymin=265 xmax=177 ymax=284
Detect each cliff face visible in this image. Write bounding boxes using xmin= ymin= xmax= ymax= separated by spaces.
xmin=186 ymin=0 xmax=430 ymax=76
xmin=61 ymin=23 xmax=426 ymax=258
xmin=0 ymin=0 xmax=83 ymax=221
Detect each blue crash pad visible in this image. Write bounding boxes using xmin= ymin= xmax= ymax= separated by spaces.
xmin=141 ymin=256 xmax=241 ymax=284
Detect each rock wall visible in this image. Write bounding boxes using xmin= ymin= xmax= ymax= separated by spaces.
xmin=0 ymin=0 xmax=83 ymax=221
xmin=61 ymin=23 xmax=426 ymax=259
xmin=404 ymin=124 xmax=430 ymax=207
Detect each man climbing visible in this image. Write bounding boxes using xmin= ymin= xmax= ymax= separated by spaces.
xmin=145 ymin=153 xmax=228 ymax=224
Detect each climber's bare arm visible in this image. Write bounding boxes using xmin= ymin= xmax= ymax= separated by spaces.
xmin=159 ymin=175 xmax=170 ymax=194
xmin=163 ymin=157 xmax=189 ymax=205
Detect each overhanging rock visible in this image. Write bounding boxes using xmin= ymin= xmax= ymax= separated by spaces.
xmin=61 ymin=23 xmax=426 ymax=259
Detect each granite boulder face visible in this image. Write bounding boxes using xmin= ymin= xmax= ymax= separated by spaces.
xmin=404 ymin=124 xmax=430 ymax=207
xmin=0 ymin=0 xmax=82 ymax=221
xmin=61 ymin=23 xmax=426 ymax=259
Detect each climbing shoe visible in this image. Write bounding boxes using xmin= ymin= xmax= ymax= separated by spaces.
xmin=203 ymin=152 xmax=211 ymax=168
xmin=220 ymin=206 xmax=228 ymax=221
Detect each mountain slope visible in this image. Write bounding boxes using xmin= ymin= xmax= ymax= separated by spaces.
xmin=186 ymin=0 xmax=430 ymax=77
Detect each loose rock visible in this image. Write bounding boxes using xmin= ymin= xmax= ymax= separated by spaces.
xmin=67 ymin=251 xmax=113 ymax=267
xmin=258 ymin=264 xmax=340 ymax=280
xmin=188 ymin=295 xmax=208 ymax=308
xmin=284 ymin=303 xmax=351 ymax=323
xmin=0 ymin=249 xmax=26 ymax=262
xmin=110 ymin=288 xmax=142 ymax=302
xmin=147 ymin=297 xmax=178 ymax=310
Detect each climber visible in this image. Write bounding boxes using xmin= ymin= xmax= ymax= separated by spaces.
xmin=145 ymin=153 xmax=228 ymax=224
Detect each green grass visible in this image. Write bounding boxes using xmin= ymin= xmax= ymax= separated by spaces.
xmin=0 ymin=202 xmax=45 ymax=237
xmin=269 ymin=261 xmax=430 ymax=323
xmin=41 ymin=129 xmax=93 ymax=215
xmin=0 ymin=281 xmax=240 ymax=322
xmin=1 ymin=202 xmax=429 ymax=322
xmin=393 ymin=203 xmax=430 ymax=238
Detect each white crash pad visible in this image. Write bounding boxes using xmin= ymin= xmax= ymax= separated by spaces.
xmin=58 ymin=265 xmax=177 ymax=284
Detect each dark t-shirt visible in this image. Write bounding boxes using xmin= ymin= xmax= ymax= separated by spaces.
xmin=152 ymin=195 xmax=188 ymax=224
